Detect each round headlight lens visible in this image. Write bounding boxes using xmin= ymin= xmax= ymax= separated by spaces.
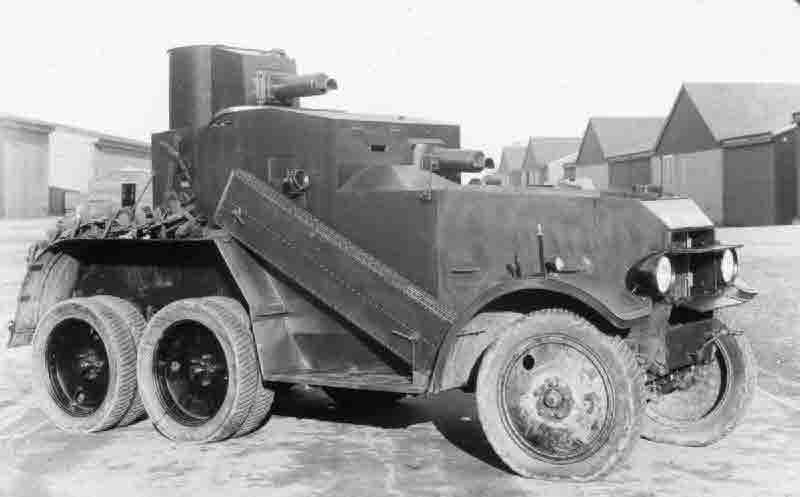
xmin=655 ymin=256 xmax=675 ymax=294
xmin=720 ymin=249 xmax=738 ymax=283
xmin=553 ymin=256 xmax=565 ymax=272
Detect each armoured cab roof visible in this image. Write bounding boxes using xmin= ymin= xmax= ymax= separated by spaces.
xmin=212 ymin=105 xmax=456 ymax=126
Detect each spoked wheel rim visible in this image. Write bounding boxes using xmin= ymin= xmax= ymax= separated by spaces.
xmin=499 ymin=334 xmax=615 ymax=463
xmin=153 ymin=321 xmax=229 ymax=426
xmin=45 ymin=318 xmax=110 ymax=416
xmin=647 ymin=344 xmax=730 ymax=425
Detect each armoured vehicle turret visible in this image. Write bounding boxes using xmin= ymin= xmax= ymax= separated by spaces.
xmin=8 ymin=45 xmax=758 ymax=481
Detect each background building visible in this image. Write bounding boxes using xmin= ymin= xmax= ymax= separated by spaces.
xmin=497 ymin=142 xmax=527 ymax=186
xmin=497 ymin=137 xmax=581 ymax=186
xmin=520 ymin=137 xmax=581 ymax=185
xmin=0 ymin=114 xmax=151 ymax=218
xmin=653 ymin=83 xmax=800 ymax=226
xmin=574 ymin=117 xmax=664 ymax=190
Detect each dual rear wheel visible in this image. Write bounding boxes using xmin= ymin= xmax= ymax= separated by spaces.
xmin=32 ymin=296 xmax=145 ymax=432
xmin=33 ymin=296 xmax=273 ymax=441
xmin=137 ymin=297 xmax=274 ymax=442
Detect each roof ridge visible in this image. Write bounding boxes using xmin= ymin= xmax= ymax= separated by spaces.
xmin=0 ymin=112 xmax=149 ymax=147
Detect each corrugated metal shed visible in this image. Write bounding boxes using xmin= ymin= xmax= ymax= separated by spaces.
xmin=579 ymin=117 xmax=665 ymax=161
xmin=682 ymin=83 xmax=800 ymax=141
xmin=574 ymin=117 xmax=664 ymax=191
xmin=498 ymin=143 xmax=527 ymax=175
xmin=0 ymin=113 xmax=151 ymax=218
xmin=546 ymin=151 xmax=578 ymax=185
xmin=0 ymin=118 xmax=53 ymax=217
xmin=655 ymin=82 xmax=800 ymax=226
xmin=520 ymin=137 xmax=581 ymax=171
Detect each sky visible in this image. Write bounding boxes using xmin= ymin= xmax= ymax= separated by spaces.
xmin=2 ymin=0 xmax=800 ymax=160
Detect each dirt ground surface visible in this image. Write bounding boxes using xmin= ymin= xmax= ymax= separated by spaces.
xmin=0 ymin=218 xmax=798 ymax=497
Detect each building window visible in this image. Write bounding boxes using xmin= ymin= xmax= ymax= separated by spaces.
xmin=121 ymin=183 xmax=136 ymax=208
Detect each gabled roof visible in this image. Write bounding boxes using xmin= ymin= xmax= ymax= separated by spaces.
xmin=498 ymin=143 xmax=527 ymax=174
xmin=589 ymin=117 xmax=665 ymax=159
xmin=682 ymin=82 xmax=800 ymax=141
xmin=521 ymin=137 xmax=581 ymax=171
xmin=0 ymin=112 xmax=150 ymax=150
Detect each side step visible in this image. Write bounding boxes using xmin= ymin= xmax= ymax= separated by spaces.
xmin=215 ymin=169 xmax=456 ymax=372
xmin=265 ymin=370 xmax=422 ymax=394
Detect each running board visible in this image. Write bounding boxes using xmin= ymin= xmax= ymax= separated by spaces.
xmin=215 ymin=169 xmax=455 ymax=372
xmin=264 ymin=370 xmax=423 ymax=394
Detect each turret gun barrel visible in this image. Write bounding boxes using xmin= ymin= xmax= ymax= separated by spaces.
xmin=270 ymin=73 xmax=338 ymax=101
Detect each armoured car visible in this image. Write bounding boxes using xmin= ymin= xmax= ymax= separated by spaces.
xmin=7 ymin=45 xmax=758 ymax=480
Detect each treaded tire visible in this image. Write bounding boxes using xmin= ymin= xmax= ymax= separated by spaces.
xmin=137 ymin=298 xmax=258 ymax=442
xmin=475 ymin=309 xmax=645 ymax=481
xmin=87 ymin=296 xmax=148 ymax=427
xmin=202 ymin=297 xmax=274 ymax=438
xmin=32 ymin=297 xmax=138 ymax=433
xmin=641 ymin=332 xmax=756 ymax=446
xmin=323 ymin=388 xmax=404 ymax=410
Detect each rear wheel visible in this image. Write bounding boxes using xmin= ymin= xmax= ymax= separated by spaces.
xmin=88 ymin=295 xmax=148 ymax=427
xmin=32 ymin=298 xmax=138 ymax=432
xmin=202 ymin=297 xmax=275 ymax=437
xmin=642 ymin=332 xmax=756 ymax=446
xmin=476 ymin=309 xmax=645 ymax=481
xmin=137 ymin=298 xmax=259 ymax=442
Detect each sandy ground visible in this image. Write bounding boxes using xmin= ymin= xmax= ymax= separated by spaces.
xmin=0 ymin=218 xmax=798 ymax=497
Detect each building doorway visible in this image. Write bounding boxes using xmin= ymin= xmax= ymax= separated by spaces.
xmin=121 ymin=183 xmax=136 ymax=208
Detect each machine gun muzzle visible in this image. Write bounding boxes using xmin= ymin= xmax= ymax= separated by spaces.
xmin=425 ymin=147 xmax=490 ymax=174
xmin=412 ymin=144 xmax=494 ymax=183
xmin=269 ymin=73 xmax=338 ymax=101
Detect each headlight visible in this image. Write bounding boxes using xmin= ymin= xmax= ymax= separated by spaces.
xmin=720 ymin=249 xmax=738 ymax=283
xmin=627 ymin=254 xmax=676 ymax=297
xmin=655 ymin=255 xmax=675 ymax=294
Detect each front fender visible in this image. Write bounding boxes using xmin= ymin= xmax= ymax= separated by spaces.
xmin=427 ymin=273 xmax=652 ymax=393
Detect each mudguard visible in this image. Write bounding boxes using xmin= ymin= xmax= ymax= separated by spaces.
xmin=428 ymin=273 xmax=652 ymax=393
xmin=7 ymin=248 xmax=79 ymax=348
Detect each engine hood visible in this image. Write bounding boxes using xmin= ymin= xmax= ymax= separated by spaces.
xmin=331 ymin=179 xmax=715 ymax=314
xmin=434 ymin=188 xmax=714 ymax=310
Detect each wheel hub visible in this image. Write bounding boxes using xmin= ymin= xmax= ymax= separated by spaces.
xmin=76 ymin=346 xmax=107 ymax=380
xmin=45 ymin=319 xmax=110 ymax=416
xmin=154 ymin=321 xmax=229 ymax=425
xmin=535 ymin=379 xmax=573 ymax=420
xmin=501 ymin=335 xmax=613 ymax=462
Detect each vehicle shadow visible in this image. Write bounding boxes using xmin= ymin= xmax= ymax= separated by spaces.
xmin=426 ymin=390 xmax=508 ymax=472
xmin=270 ymin=386 xmax=508 ymax=472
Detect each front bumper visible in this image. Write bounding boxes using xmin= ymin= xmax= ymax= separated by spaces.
xmin=680 ymin=278 xmax=758 ymax=313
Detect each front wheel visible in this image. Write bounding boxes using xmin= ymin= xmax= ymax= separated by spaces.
xmin=476 ymin=309 xmax=645 ymax=481
xmin=642 ymin=332 xmax=756 ymax=446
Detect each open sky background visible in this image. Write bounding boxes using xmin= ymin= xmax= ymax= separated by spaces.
xmin=2 ymin=0 xmax=800 ymax=160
